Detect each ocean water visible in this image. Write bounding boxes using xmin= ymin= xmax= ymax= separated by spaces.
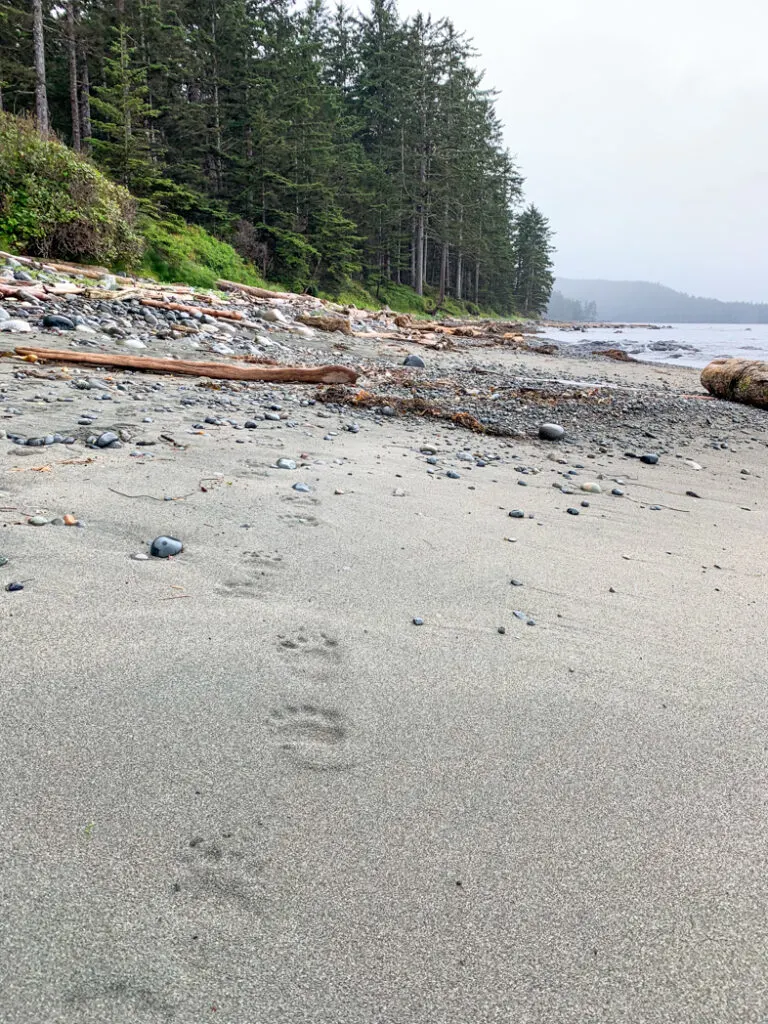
xmin=539 ymin=323 xmax=768 ymax=369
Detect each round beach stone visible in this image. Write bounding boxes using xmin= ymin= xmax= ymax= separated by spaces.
xmin=640 ymin=453 xmax=659 ymax=465
xmin=150 ymin=536 xmax=183 ymax=558
xmin=508 ymin=509 xmax=525 ymax=519
xmin=539 ymin=422 xmax=565 ymax=441
xmin=277 ymin=458 xmax=297 ymax=470
xmin=28 ymin=516 xmax=49 ymax=526
xmin=42 ymin=314 xmax=75 ymax=330
xmin=566 ymin=507 xmax=580 ymax=515
xmin=403 ymin=354 xmax=425 ymax=368
xmin=95 ymin=431 xmax=119 ymax=447
xmin=580 ymin=482 xmax=602 ymax=493
xmin=292 ymin=482 xmax=311 ymax=493
xmin=0 ymin=319 xmax=32 ymax=333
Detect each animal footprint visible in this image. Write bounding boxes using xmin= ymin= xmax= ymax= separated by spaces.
xmin=276 ymin=631 xmax=341 ymax=660
xmin=215 ymin=551 xmax=283 ymax=598
xmin=278 ymin=510 xmax=320 ymax=528
xmin=171 ymin=832 xmax=267 ymax=917
xmin=268 ymin=704 xmax=353 ymax=771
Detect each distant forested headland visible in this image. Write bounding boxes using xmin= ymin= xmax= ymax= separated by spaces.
xmin=550 ymin=278 xmax=768 ymax=324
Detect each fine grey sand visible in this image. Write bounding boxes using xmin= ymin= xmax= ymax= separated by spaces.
xmin=2 ymin=340 xmax=768 ymax=1023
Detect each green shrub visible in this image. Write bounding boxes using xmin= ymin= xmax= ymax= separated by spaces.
xmin=0 ymin=112 xmax=143 ymax=267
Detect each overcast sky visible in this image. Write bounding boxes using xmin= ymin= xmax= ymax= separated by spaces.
xmin=397 ymin=0 xmax=768 ymax=302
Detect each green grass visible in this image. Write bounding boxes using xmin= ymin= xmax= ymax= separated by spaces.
xmin=140 ymin=218 xmax=271 ymax=290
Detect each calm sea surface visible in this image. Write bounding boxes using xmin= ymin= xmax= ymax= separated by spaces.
xmin=539 ymin=323 xmax=768 ymax=369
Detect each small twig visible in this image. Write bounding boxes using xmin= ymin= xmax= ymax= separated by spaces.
xmin=624 ymin=495 xmax=690 ymax=513
xmin=108 ymin=487 xmax=195 ymax=501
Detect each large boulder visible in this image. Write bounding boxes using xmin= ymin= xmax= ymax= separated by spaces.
xmin=700 ymin=358 xmax=768 ymax=409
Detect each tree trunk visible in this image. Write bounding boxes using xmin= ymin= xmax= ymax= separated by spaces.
xmin=66 ymin=2 xmax=81 ymax=151
xmin=474 ymin=261 xmax=480 ymax=304
xmin=438 ymin=239 xmax=448 ymax=306
xmin=32 ymin=0 xmax=49 ymax=135
xmin=77 ymin=38 xmax=92 ymax=151
xmin=455 ymin=207 xmax=463 ymax=300
xmin=414 ymin=150 xmax=426 ymax=296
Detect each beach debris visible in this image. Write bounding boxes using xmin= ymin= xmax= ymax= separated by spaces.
xmin=701 ymin=358 xmax=768 ymax=409
xmin=539 ymin=422 xmax=565 ymax=441
xmin=13 ymin=347 xmax=359 ymax=385
xmin=296 ymin=314 xmax=351 ymax=334
xmin=150 ymin=536 xmax=183 ymax=558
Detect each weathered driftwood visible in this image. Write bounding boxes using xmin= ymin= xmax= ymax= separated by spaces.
xmin=297 ymin=314 xmax=352 ymax=335
xmin=140 ymin=298 xmax=245 ymax=321
xmin=700 ymin=358 xmax=768 ymax=410
xmin=14 ymin=347 xmax=359 ymax=385
xmin=216 ymin=279 xmax=294 ymax=300
xmin=0 ymin=283 xmax=49 ymax=301
xmin=0 ymin=252 xmax=133 ymax=283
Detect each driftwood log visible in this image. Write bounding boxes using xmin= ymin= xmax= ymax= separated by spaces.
xmin=700 ymin=358 xmax=768 ymax=410
xmin=13 ymin=347 xmax=359 ymax=385
xmin=297 ymin=315 xmax=352 ymax=335
xmin=140 ymin=298 xmax=245 ymax=321
xmin=216 ymin=279 xmax=295 ymax=300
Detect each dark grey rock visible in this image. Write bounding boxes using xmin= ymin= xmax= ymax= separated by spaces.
xmin=292 ymin=482 xmax=311 ymax=493
xmin=446 ymin=470 xmax=461 ymax=479
xmin=567 ymin=507 xmax=580 ymax=515
xmin=403 ymin=354 xmax=426 ymax=368
xmin=244 ymin=420 xmax=258 ymax=429
xmin=150 ymin=536 xmax=183 ymax=558
xmin=508 ymin=509 xmax=525 ymax=519
xmin=42 ymin=314 xmax=75 ymax=330
xmin=14 ymin=270 xmax=33 ymax=282
xmin=539 ymin=422 xmax=565 ymax=441
xmin=640 ymin=453 xmax=659 ymax=465
xmin=95 ymin=431 xmax=119 ymax=447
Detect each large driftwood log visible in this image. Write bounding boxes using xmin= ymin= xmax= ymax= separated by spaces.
xmin=216 ymin=279 xmax=295 ymax=300
xmin=700 ymin=358 xmax=768 ymax=410
xmin=14 ymin=347 xmax=359 ymax=384
xmin=140 ymin=298 xmax=245 ymax=321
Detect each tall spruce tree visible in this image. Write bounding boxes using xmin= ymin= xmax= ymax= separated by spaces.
xmin=512 ymin=204 xmax=555 ymax=316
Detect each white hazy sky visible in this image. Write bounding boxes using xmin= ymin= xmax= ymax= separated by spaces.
xmin=396 ymin=0 xmax=768 ymax=302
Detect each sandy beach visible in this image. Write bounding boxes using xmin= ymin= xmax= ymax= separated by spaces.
xmin=2 ymin=322 xmax=768 ymax=1022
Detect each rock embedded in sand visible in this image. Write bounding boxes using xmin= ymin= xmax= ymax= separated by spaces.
xmin=508 ymin=509 xmax=525 ymax=518
xmin=95 ymin=431 xmax=119 ymax=448
xmin=0 ymin=319 xmax=32 ymax=333
xmin=292 ymin=483 xmax=311 ymax=492
xmin=277 ymin=458 xmax=297 ymax=470
xmin=150 ymin=536 xmax=183 ymax=558
xmin=42 ymin=314 xmax=75 ymax=330
xmin=403 ymin=355 xmax=426 ymax=368
xmin=539 ymin=422 xmax=565 ymax=441
xmin=581 ymin=482 xmax=602 ymax=493
xmin=412 ymin=617 xmax=424 ymax=626
xmin=28 ymin=516 xmax=48 ymax=526
xmin=567 ymin=507 xmax=580 ymax=515
xmin=640 ymin=453 xmax=659 ymax=465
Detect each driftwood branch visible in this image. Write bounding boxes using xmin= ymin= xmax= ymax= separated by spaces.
xmin=216 ymin=278 xmax=296 ymax=300
xmin=14 ymin=347 xmax=359 ymax=385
